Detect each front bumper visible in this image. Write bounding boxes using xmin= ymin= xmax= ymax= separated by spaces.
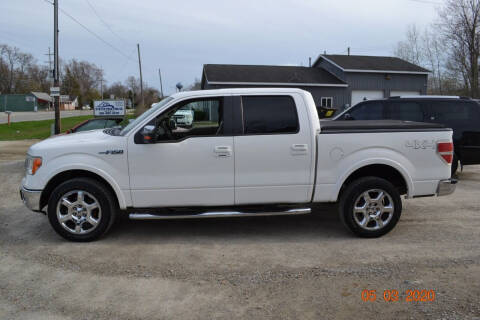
xmin=437 ymin=178 xmax=457 ymax=196
xmin=20 ymin=185 xmax=43 ymax=213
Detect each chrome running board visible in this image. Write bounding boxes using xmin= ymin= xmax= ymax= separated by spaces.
xmin=129 ymin=208 xmax=311 ymax=220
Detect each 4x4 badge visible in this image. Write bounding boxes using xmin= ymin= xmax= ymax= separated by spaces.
xmin=405 ymin=140 xmax=435 ymax=150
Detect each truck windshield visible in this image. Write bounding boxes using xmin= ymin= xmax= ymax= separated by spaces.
xmin=119 ymin=97 xmax=173 ymax=136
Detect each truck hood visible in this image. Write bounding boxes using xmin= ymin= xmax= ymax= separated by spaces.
xmin=28 ymin=129 xmax=124 ymax=158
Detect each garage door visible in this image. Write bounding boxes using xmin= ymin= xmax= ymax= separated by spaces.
xmin=351 ymin=90 xmax=384 ymax=106
xmin=390 ymin=91 xmax=421 ymax=97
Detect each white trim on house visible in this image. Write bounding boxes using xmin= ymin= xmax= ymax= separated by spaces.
xmin=320 ymin=97 xmax=333 ymax=108
xmin=344 ymin=69 xmax=430 ymax=75
xmin=314 ymin=55 xmax=430 ymax=75
xmin=207 ymin=81 xmax=348 ymax=87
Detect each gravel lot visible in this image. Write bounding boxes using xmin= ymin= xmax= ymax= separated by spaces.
xmin=0 ymin=147 xmax=479 ymax=319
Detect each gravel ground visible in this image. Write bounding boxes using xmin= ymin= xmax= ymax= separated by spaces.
xmin=0 ymin=149 xmax=479 ymax=319
xmin=0 ymin=140 xmax=40 ymax=161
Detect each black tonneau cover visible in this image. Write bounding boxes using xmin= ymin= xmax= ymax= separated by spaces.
xmin=320 ymin=120 xmax=450 ymax=134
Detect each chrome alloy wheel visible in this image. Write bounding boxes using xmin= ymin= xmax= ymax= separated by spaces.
xmin=56 ymin=190 xmax=102 ymax=235
xmin=353 ymin=189 xmax=394 ymax=231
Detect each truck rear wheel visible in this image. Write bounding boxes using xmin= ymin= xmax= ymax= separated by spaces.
xmin=339 ymin=177 xmax=402 ymax=238
xmin=47 ymin=178 xmax=117 ymax=242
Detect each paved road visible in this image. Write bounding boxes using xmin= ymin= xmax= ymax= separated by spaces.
xmin=0 ymin=147 xmax=479 ymax=319
xmin=0 ymin=110 xmax=93 ymax=124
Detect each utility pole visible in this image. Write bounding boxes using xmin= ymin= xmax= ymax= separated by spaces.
xmin=99 ymin=78 xmax=105 ymax=100
xmin=53 ymin=0 xmax=60 ymax=134
xmin=45 ymin=47 xmax=54 ymax=83
xmin=158 ymin=68 xmax=164 ymax=99
xmin=99 ymin=67 xmax=106 ymax=100
xmin=347 ymin=47 xmax=350 ymax=56
xmin=137 ymin=43 xmax=145 ymax=109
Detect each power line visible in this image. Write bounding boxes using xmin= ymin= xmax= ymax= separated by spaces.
xmin=42 ymin=0 xmax=132 ymax=60
xmin=84 ymin=0 xmax=129 ymax=46
xmin=117 ymin=47 xmax=137 ymax=76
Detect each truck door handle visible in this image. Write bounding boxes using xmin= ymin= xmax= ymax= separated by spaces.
xmin=214 ymin=146 xmax=232 ymax=157
xmin=291 ymin=144 xmax=308 ymax=155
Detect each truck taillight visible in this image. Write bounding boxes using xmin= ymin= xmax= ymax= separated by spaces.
xmin=437 ymin=142 xmax=453 ymax=164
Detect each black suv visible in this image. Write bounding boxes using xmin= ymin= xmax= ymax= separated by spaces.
xmin=334 ymin=96 xmax=480 ymax=174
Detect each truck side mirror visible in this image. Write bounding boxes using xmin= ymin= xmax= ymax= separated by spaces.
xmin=141 ymin=125 xmax=156 ymax=143
xmin=168 ymin=119 xmax=177 ymax=130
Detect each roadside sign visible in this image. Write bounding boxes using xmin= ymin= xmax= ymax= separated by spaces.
xmin=93 ymin=100 xmax=125 ymax=117
xmin=60 ymin=95 xmax=70 ymax=102
xmin=50 ymin=87 xmax=60 ymax=97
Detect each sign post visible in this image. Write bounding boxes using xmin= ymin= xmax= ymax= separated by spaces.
xmin=50 ymin=87 xmax=60 ymax=97
xmin=5 ymin=111 xmax=12 ymax=126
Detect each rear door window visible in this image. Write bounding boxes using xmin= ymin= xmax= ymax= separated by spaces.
xmin=349 ymin=101 xmax=385 ymax=120
xmin=431 ymin=101 xmax=480 ymax=122
xmin=242 ymin=96 xmax=299 ymax=134
xmin=385 ymin=101 xmax=425 ymax=122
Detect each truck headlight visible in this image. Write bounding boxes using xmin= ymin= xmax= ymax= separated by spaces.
xmin=25 ymin=155 xmax=42 ymax=175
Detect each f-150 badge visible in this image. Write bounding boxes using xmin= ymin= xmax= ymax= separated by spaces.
xmin=99 ymin=150 xmax=124 ymax=155
xmin=405 ymin=140 xmax=435 ymax=150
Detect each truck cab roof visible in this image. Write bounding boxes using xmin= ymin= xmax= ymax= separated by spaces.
xmin=169 ymin=88 xmax=310 ymax=100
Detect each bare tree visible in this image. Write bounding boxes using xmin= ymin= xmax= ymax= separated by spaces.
xmin=0 ymin=44 xmax=22 ymax=93
xmin=0 ymin=44 xmax=50 ymax=94
xmin=125 ymin=76 xmax=161 ymax=114
xmin=438 ymin=0 xmax=480 ymax=97
xmin=422 ymin=29 xmax=448 ymax=94
xmin=394 ymin=25 xmax=423 ymax=66
xmin=0 ymin=44 xmax=160 ymax=110
xmin=186 ymin=78 xmax=202 ymax=91
xmin=105 ymin=81 xmax=128 ymax=99
xmin=61 ymin=59 xmax=103 ymax=107
xmin=394 ymin=22 xmax=472 ymax=95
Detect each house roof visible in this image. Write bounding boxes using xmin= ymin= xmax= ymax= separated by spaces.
xmin=202 ymin=64 xmax=347 ymax=87
xmin=31 ymin=92 xmax=53 ymax=102
xmin=315 ymin=55 xmax=430 ymax=74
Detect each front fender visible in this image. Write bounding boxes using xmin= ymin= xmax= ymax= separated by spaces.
xmin=24 ymin=153 xmax=131 ymax=209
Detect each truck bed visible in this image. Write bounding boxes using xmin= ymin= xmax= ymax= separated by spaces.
xmin=314 ymin=120 xmax=453 ymax=202
xmin=320 ymin=120 xmax=449 ymax=134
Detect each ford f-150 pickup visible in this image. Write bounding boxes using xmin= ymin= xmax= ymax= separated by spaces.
xmin=20 ymin=88 xmax=457 ymax=241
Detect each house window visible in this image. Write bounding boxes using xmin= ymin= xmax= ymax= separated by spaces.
xmin=320 ymin=97 xmax=333 ymax=108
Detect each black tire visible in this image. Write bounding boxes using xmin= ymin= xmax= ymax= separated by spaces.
xmin=451 ymin=154 xmax=459 ymax=176
xmin=47 ymin=178 xmax=117 ymax=242
xmin=339 ymin=176 xmax=402 ymax=238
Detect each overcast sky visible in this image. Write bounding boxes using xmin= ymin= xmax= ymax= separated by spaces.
xmin=1 ymin=0 xmax=443 ymax=95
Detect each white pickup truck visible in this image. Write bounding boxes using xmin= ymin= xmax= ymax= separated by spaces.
xmin=20 ymin=88 xmax=457 ymax=241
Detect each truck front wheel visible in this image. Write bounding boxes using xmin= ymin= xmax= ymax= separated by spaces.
xmin=47 ymin=178 xmax=117 ymax=242
xmin=339 ymin=177 xmax=402 ymax=238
